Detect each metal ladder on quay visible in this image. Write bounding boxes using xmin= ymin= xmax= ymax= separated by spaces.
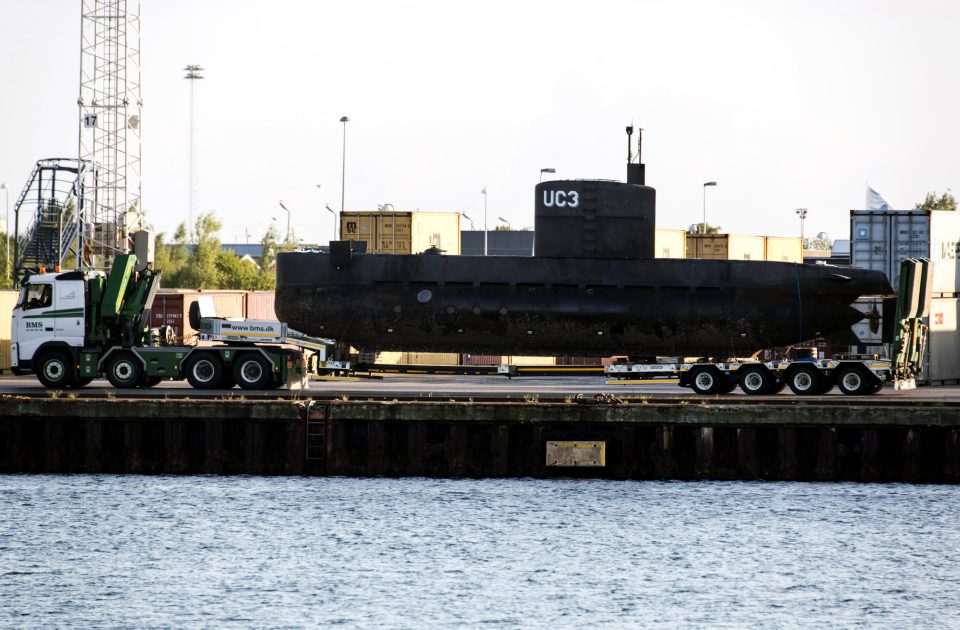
xmin=305 ymin=410 xmax=327 ymax=475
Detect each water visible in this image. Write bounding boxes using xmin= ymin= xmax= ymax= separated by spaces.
xmin=1 ymin=477 xmax=958 ymax=629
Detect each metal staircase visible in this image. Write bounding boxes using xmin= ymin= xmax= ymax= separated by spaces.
xmin=13 ymin=158 xmax=86 ymax=283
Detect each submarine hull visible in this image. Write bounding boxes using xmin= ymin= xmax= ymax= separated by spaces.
xmin=275 ymin=252 xmax=891 ymax=357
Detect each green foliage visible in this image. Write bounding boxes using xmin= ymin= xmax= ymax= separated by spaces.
xmin=914 ymin=191 xmax=957 ymax=212
xmin=215 ymin=250 xmax=262 ymax=289
xmin=152 ymin=213 xmax=277 ymax=291
xmin=688 ymin=222 xmax=722 ymax=235
xmin=0 ymin=234 xmax=12 ymax=289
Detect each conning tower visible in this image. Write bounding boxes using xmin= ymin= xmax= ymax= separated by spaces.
xmin=533 ymin=125 xmax=656 ymax=259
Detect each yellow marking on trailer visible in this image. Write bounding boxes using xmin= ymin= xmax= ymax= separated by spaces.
xmin=516 ymin=366 xmax=605 ymax=372
xmin=311 ymin=375 xmax=361 ymax=381
xmin=605 ymin=378 xmax=681 ymax=385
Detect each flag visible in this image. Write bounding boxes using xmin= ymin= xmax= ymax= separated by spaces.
xmin=866 ymin=186 xmax=891 ymax=211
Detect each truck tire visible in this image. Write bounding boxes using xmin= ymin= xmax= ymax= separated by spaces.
xmin=107 ymin=352 xmax=143 ymax=389
xmin=185 ymin=353 xmax=224 ymax=389
xmin=738 ymin=365 xmax=775 ymax=395
xmin=36 ymin=351 xmax=74 ymax=389
xmin=689 ymin=366 xmax=724 ymax=395
xmin=233 ymin=353 xmax=273 ymax=390
xmin=836 ymin=366 xmax=876 ymax=395
xmin=787 ymin=365 xmax=821 ymax=396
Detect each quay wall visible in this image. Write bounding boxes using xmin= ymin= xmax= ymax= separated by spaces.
xmin=1 ymin=398 xmax=959 ymax=483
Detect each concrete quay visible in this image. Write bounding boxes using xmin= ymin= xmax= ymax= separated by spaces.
xmin=1 ymin=396 xmax=959 ymax=483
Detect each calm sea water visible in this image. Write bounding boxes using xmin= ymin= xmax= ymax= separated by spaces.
xmin=1 ymin=476 xmax=958 ymax=629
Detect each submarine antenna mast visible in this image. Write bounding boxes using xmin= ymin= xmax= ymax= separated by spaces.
xmin=626 ymin=124 xmax=645 ymax=186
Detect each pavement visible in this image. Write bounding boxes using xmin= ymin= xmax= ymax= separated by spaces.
xmin=1 ymin=373 xmax=958 ymax=402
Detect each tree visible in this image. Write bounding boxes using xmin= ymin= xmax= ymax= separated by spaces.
xmin=153 ymin=222 xmax=189 ymax=286
xmin=176 ymin=212 xmax=222 ymax=289
xmin=688 ymin=222 xmax=722 ymax=235
xmin=914 ymin=191 xmax=957 ymax=212
xmin=215 ymin=250 xmax=262 ymax=289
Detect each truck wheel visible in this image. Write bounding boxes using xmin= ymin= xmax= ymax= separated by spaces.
xmin=36 ymin=351 xmax=74 ymax=389
xmin=837 ymin=366 xmax=875 ymax=395
xmin=787 ymin=365 xmax=821 ymax=395
xmin=185 ymin=353 xmax=224 ymax=389
xmin=689 ymin=367 xmax=723 ymax=395
xmin=233 ymin=353 xmax=273 ymax=390
xmin=107 ymin=352 xmax=143 ymax=389
xmin=738 ymin=365 xmax=775 ymax=395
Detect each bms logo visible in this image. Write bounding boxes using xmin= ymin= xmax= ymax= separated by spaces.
xmin=25 ymin=322 xmax=44 ymax=330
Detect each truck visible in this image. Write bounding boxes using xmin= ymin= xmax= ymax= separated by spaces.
xmin=11 ymin=254 xmax=338 ymax=390
xmin=603 ymin=258 xmax=933 ymax=396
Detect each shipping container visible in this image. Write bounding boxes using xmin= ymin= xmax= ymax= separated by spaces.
xmin=151 ymin=290 xmax=198 ymax=345
xmin=556 ymin=356 xmax=605 ymax=366
xmin=200 ymin=290 xmax=246 ymax=320
xmin=686 ymin=234 xmax=766 ymax=260
xmin=245 ymin=291 xmax=277 ymax=321
xmin=850 ymin=209 xmax=960 ymax=293
xmin=0 ymin=290 xmax=20 ymax=340
xmin=461 ymin=354 xmax=503 ymax=365
xmin=505 ymin=355 xmax=556 ymax=366
xmin=654 ymin=229 xmax=686 ymax=259
xmin=400 ymin=352 xmax=460 ymax=365
xmin=357 ymin=350 xmax=403 ymax=364
xmin=340 ymin=211 xmax=461 ymax=255
xmin=764 ymin=236 xmax=803 ymax=263
xmin=926 ymin=297 xmax=960 ymax=383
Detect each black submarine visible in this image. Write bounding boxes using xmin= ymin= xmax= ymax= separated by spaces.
xmin=275 ymin=128 xmax=892 ymax=358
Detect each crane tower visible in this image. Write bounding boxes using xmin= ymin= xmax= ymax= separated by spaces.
xmin=76 ymin=0 xmax=143 ymax=267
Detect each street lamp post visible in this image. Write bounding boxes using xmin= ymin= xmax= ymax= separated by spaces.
xmin=796 ymin=208 xmax=808 ymax=249
xmin=539 ymin=168 xmax=555 ymax=183
xmin=481 ymin=187 xmax=488 ymax=255
xmin=498 ymin=216 xmax=511 ymax=230
xmin=702 ymin=181 xmax=717 ymax=234
xmin=461 ymin=212 xmax=474 ymax=230
xmin=340 ymin=116 xmax=349 ymax=213
xmin=325 ymin=204 xmax=337 ymax=243
xmin=278 ymin=201 xmax=291 ymax=243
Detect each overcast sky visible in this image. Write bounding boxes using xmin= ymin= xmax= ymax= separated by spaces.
xmin=1 ymin=0 xmax=957 ymax=246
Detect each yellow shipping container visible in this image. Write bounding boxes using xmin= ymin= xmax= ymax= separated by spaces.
xmin=654 ymin=229 xmax=686 ymax=259
xmin=687 ymin=234 xmax=777 ymax=261
xmin=506 ymin=355 xmax=556 ymax=366
xmin=340 ymin=211 xmax=461 ymax=255
xmin=0 ymin=339 xmax=10 ymax=372
xmin=764 ymin=236 xmax=803 ymax=263
xmin=400 ymin=352 xmax=460 ymax=365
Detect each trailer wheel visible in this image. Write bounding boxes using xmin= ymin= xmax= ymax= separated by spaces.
xmin=36 ymin=351 xmax=73 ymax=389
xmin=689 ymin=367 xmax=723 ymax=395
xmin=836 ymin=366 xmax=876 ymax=395
xmin=185 ymin=353 xmax=224 ymax=389
xmin=107 ymin=352 xmax=143 ymax=389
xmin=233 ymin=353 xmax=273 ymax=390
xmin=787 ymin=365 xmax=821 ymax=395
xmin=738 ymin=365 xmax=775 ymax=395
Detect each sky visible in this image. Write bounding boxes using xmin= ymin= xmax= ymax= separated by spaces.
xmin=0 ymin=0 xmax=957 ymax=246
